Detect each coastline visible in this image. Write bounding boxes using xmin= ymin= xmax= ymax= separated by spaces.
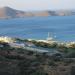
xmin=0 ymin=36 xmax=75 ymax=75
xmin=0 ymin=36 xmax=75 ymax=48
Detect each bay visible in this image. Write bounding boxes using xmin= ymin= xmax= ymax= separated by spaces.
xmin=0 ymin=16 xmax=75 ymax=42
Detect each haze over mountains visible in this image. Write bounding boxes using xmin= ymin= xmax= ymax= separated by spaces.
xmin=0 ymin=6 xmax=75 ymax=19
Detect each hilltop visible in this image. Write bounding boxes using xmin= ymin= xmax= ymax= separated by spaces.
xmin=0 ymin=6 xmax=75 ymax=19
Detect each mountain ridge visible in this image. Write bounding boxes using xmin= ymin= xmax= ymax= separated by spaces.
xmin=0 ymin=6 xmax=75 ymax=19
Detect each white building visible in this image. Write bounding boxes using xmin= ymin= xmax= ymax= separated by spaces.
xmin=0 ymin=36 xmax=15 ymax=43
xmin=66 ymin=42 xmax=75 ymax=47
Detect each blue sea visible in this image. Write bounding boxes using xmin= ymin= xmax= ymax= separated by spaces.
xmin=0 ymin=16 xmax=75 ymax=42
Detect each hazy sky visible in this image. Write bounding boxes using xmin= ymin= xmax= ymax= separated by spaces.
xmin=0 ymin=0 xmax=75 ymax=11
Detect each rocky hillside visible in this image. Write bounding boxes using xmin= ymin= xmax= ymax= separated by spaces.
xmin=0 ymin=7 xmax=75 ymax=19
xmin=0 ymin=7 xmax=51 ymax=18
xmin=0 ymin=41 xmax=75 ymax=75
xmin=0 ymin=7 xmax=26 ymax=18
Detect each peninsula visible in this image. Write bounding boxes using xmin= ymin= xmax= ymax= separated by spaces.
xmin=0 ymin=6 xmax=75 ymax=19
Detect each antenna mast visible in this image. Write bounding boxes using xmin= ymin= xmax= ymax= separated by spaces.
xmin=47 ymin=32 xmax=53 ymax=41
xmin=48 ymin=32 xmax=50 ymax=38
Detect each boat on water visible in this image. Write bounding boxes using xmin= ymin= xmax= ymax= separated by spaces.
xmin=35 ymin=32 xmax=57 ymax=44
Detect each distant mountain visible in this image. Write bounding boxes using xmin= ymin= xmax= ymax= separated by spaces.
xmin=0 ymin=7 xmax=26 ymax=18
xmin=0 ymin=6 xmax=75 ymax=19
xmin=0 ymin=7 xmax=51 ymax=18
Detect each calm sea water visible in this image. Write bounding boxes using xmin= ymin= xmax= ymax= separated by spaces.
xmin=0 ymin=16 xmax=75 ymax=42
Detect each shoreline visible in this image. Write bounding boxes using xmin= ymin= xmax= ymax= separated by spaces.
xmin=0 ymin=36 xmax=75 ymax=48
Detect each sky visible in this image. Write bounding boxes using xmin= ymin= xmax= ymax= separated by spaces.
xmin=0 ymin=0 xmax=75 ymax=11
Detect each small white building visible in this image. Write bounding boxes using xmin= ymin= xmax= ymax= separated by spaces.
xmin=0 ymin=36 xmax=15 ymax=43
xmin=66 ymin=42 xmax=75 ymax=48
